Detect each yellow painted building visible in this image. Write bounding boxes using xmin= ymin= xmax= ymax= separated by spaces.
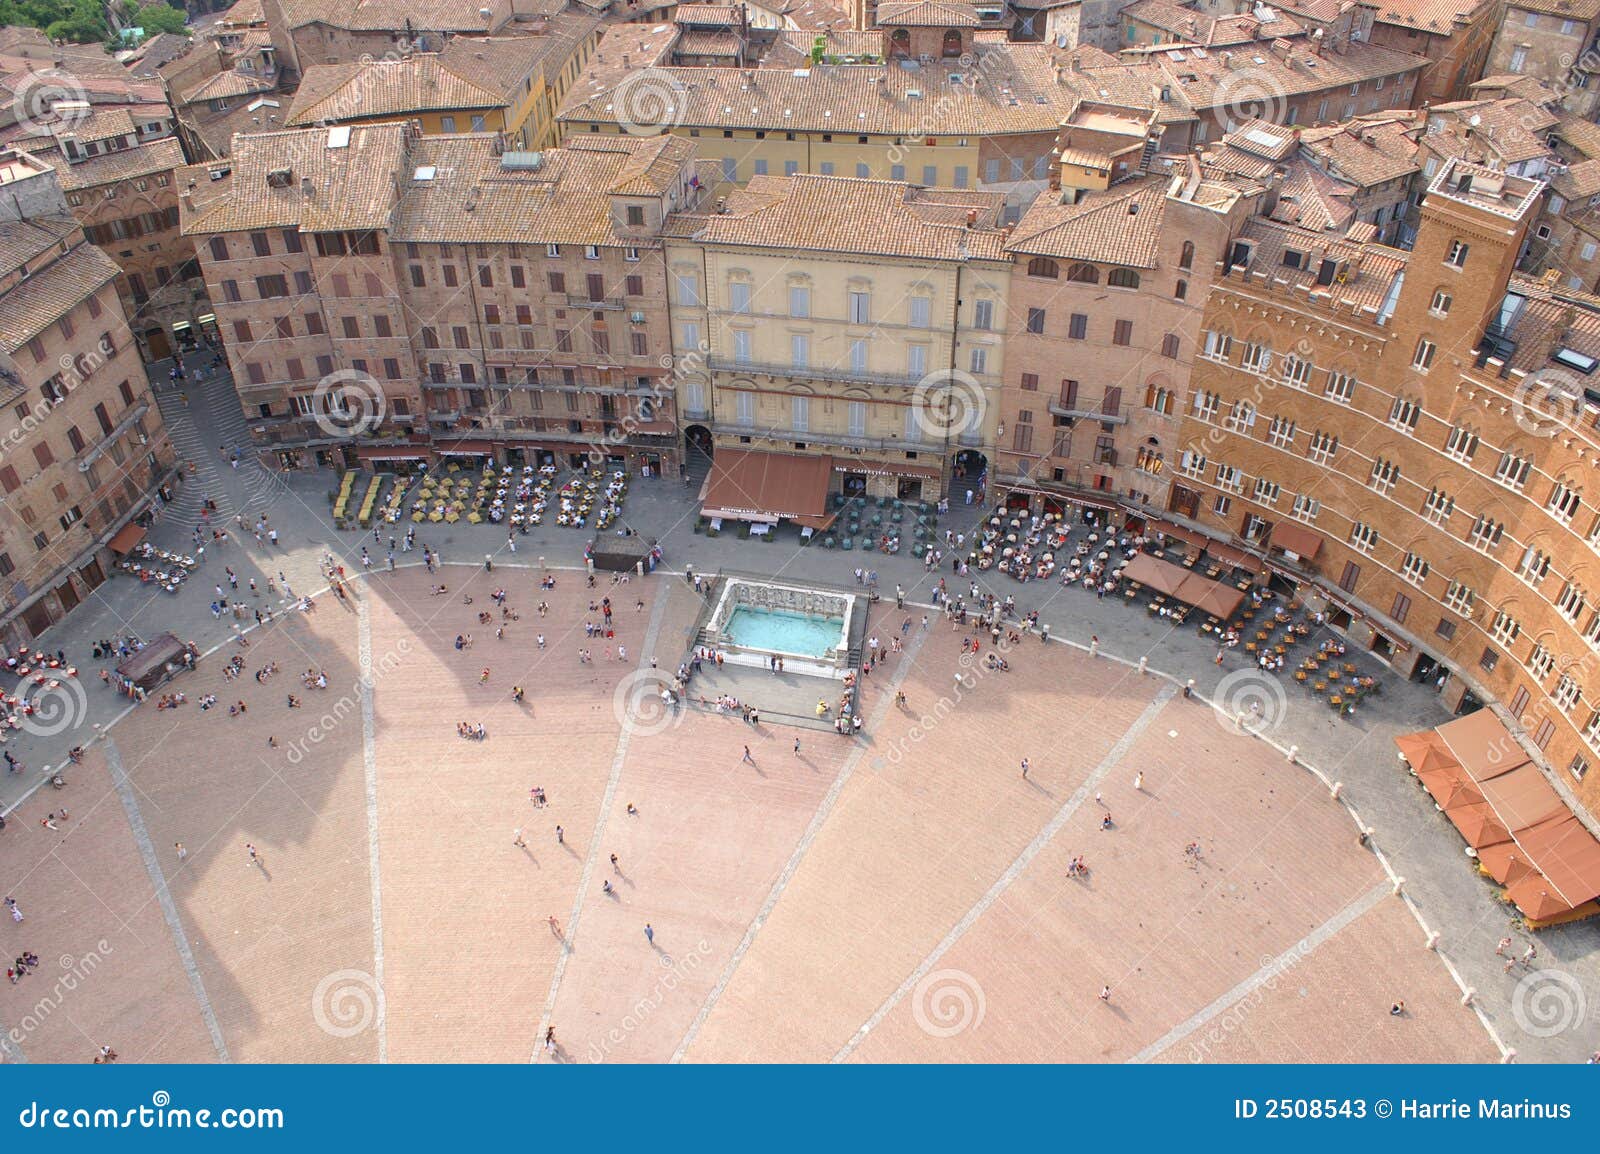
xmin=666 ymin=172 xmax=1011 ymax=514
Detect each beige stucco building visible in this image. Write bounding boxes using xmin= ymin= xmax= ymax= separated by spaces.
xmin=665 ymin=172 xmax=1010 ymax=519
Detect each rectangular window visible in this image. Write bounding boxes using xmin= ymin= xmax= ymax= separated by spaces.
xmin=1068 ymin=314 xmax=1088 ymax=340
xmin=1113 ymin=319 xmax=1133 ymax=346
xmin=790 ymin=286 xmax=811 ymax=318
xmin=974 ymin=300 xmax=994 ymax=330
xmin=1026 ymin=307 xmax=1045 ymax=334
xmin=848 ymin=291 xmax=871 ymax=324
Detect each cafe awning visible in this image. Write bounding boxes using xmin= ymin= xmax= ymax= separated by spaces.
xmin=1146 ymin=519 xmax=1204 ymax=547
xmin=1203 ymin=540 xmax=1266 ymax=577
xmin=358 ymin=445 xmax=429 ymax=460
xmin=1398 ymin=712 xmax=1600 ymax=919
xmin=107 ymin=522 xmax=147 ymax=555
xmin=1268 ymin=521 xmax=1324 ymax=560
xmin=702 ymin=449 xmax=833 ymax=524
xmin=1120 ymin=552 xmax=1246 ymax=618
xmin=1435 ymin=709 xmax=1528 ymax=784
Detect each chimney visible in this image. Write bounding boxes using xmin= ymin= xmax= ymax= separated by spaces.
xmin=301 ymin=176 xmax=314 ymax=197
xmin=965 ymin=207 xmax=977 ymax=227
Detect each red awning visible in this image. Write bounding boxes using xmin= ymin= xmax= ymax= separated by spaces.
xmin=1203 ymin=540 xmax=1266 ymax=577
xmin=1269 ymin=521 xmax=1324 ymax=559
xmin=107 ymin=522 xmax=147 ymax=555
xmin=358 ymin=445 xmax=430 ymax=460
xmin=702 ymin=449 xmax=833 ymax=523
xmin=1146 ymin=519 xmax=1204 ymax=547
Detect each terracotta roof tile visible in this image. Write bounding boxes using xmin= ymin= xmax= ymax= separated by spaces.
xmin=0 ymin=240 xmax=119 ymax=352
xmin=673 ymin=173 xmax=1008 ymax=261
xmin=180 ymin=122 xmax=408 ymax=234
xmin=1007 ymin=177 xmax=1170 ymax=267
xmin=180 ymin=69 xmax=273 ymax=105
xmin=0 ymin=214 xmax=78 ymax=278
xmin=675 ymin=4 xmax=740 ymax=24
xmin=390 ymin=133 xmax=696 ymax=246
xmin=1371 ymin=0 xmax=1494 ymax=32
xmin=1299 ymin=119 xmax=1420 ymax=186
xmin=29 ymin=136 xmax=185 ymax=191
xmin=277 ymin=0 xmax=504 ymax=33
xmin=876 ymin=0 xmax=982 ymax=26
xmin=286 ymin=56 xmax=507 ymax=126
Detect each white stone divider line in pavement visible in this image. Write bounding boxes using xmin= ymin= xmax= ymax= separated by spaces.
xmin=103 ymin=737 xmax=231 ymax=1062
xmin=903 ymin=600 xmax=1515 ymax=1063
xmin=531 ymin=577 xmax=676 ymax=1064
xmin=356 ymin=595 xmax=388 ymax=1063
xmin=669 ymin=621 xmax=933 ymax=1064
xmin=830 ymin=680 xmax=1178 ymax=1063
xmin=1127 ymin=880 xmax=1390 ymax=1064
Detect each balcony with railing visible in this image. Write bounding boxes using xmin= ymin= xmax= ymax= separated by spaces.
xmin=708 ymin=357 xmax=928 ymax=389
xmin=567 ymin=294 xmax=625 ymax=311
xmin=711 ymin=423 xmax=943 ymax=454
xmin=1047 ymin=400 xmax=1127 ymax=425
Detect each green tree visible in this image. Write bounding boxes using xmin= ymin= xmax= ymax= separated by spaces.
xmin=134 ymin=2 xmax=189 ymax=36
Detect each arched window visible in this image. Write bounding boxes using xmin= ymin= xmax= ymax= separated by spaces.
xmin=942 ymin=29 xmax=963 ymax=57
xmin=1174 ymin=278 xmax=1188 ymax=301
xmin=1178 ymin=240 xmax=1194 ymax=270
xmin=889 ymin=27 xmax=910 ymax=56
xmin=1066 ymin=262 xmax=1098 ymax=283
xmin=1026 ymin=256 xmax=1059 ymax=279
xmin=1108 ymin=268 xmax=1140 ymax=289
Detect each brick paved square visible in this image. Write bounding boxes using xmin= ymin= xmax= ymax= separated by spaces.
xmin=0 ymin=568 xmax=1501 ymax=1063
